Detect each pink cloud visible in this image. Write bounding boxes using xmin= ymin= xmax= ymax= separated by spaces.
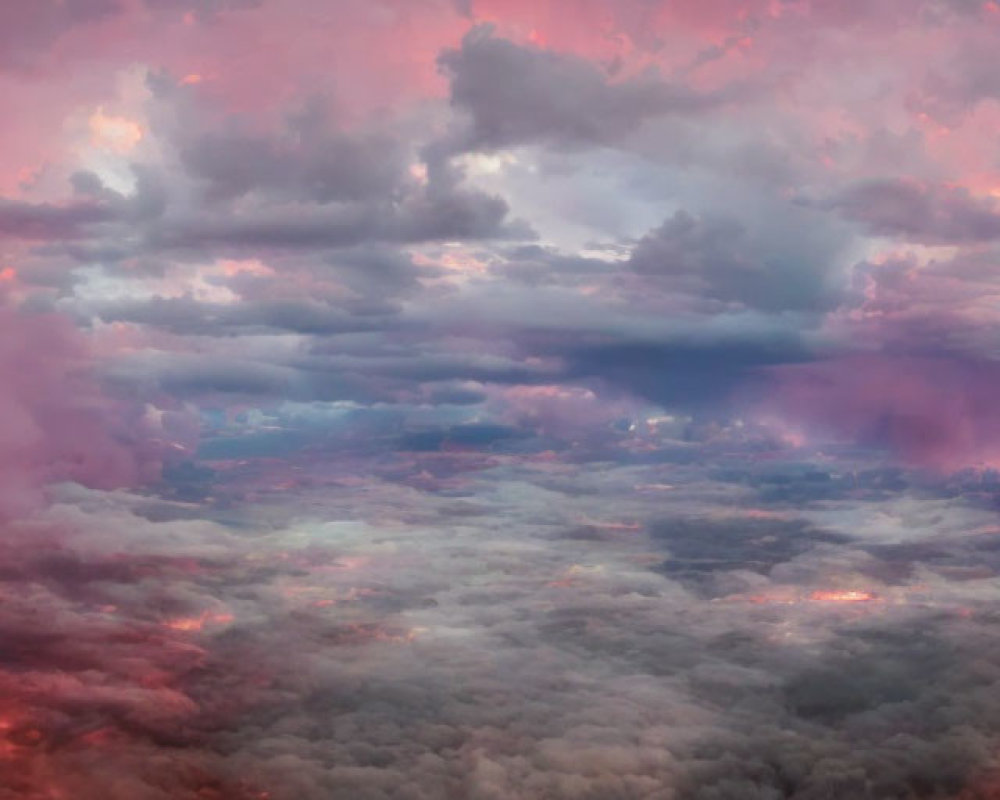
xmin=0 ymin=306 xmax=172 ymax=520
xmin=760 ymin=355 xmax=1000 ymax=471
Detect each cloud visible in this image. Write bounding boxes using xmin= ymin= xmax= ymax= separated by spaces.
xmin=628 ymin=209 xmax=847 ymax=312
xmin=0 ymin=198 xmax=115 ymax=241
xmin=758 ymin=355 xmax=1000 ymax=471
xmin=94 ymin=295 xmax=394 ymax=336
xmin=438 ymin=25 xmax=729 ymax=153
xmin=555 ymin=335 xmax=812 ymax=413
xmin=175 ymin=107 xmax=404 ymax=206
xmin=1 ymin=424 xmax=1000 ymax=797
xmin=0 ymin=0 xmax=122 ymax=71
xmin=143 ymin=0 xmax=263 ymax=19
xmin=8 ymin=1 xmax=1000 ymax=797
xmin=834 ymin=179 xmax=1000 ymax=244
xmin=0 ymin=307 xmax=167 ymax=520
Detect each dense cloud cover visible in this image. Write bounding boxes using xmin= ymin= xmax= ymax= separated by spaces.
xmin=5 ymin=0 xmax=1000 ymax=797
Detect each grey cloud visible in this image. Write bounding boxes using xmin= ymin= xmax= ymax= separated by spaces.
xmin=834 ymin=178 xmax=1000 ymax=244
xmin=145 ymin=184 xmax=529 ymax=252
xmin=7 ymin=442 xmax=1000 ymax=798
xmin=104 ymin=344 xmax=551 ymax=406
xmin=438 ymin=25 xmax=729 ymax=153
xmin=93 ymin=296 xmax=394 ymax=336
xmin=176 ymin=106 xmax=404 ymax=205
xmin=0 ymin=169 xmax=166 ymax=251
xmin=628 ymin=209 xmax=847 ymax=312
xmin=653 ymin=516 xmax=850 ymax=590
xmin=551 ymin=335 xmax=812 ymax=413
xmin=0 ymin=198 xmax=115 ymax=241
xmin=107 ymin=351 xmax=301 ymax=398
xmin=136 ymin=77 xmax=536 ymax=255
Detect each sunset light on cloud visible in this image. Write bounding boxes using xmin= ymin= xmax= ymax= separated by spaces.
xmin=6 ymin=1 xmax=1000 ymax=797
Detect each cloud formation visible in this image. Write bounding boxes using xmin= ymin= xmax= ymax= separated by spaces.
xmin=5 ymin=0 xmax=1000 ymax=797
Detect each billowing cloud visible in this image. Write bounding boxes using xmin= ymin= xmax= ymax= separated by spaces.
xmin=0 ymin=305 xmax=169 ymax=520
xmin=5 ymin=0 xmax=1000 ymax=797
xmin=759 ymin=355 xmax=1000 ymax=471
xmin=835 ymin=179 xmax=1000 ymax=244
xmin=438 ymin=24 xmax=730 ymax=153
xmin=628 ymin=209 xmax=848 ymax=312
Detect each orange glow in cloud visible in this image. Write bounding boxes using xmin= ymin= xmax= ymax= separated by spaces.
xmin=809 ymin=590 xmax=878 ymax=604
xmin=409 ymin=163 xmax=429 ymax=184
xmin=164 ymin=612 xmax=234 ymax=632
xmin=181 ymin=73 xmax=204 ymax=85
xmin=738 ymin=588 xmax=884 ymax=607
xmin=413 ymin=249 xmax=489 ymax=277
xmin=88 ymin=108 xmax=143 ymax=154
xmin=547 ymin=563 xmax=606 ymax=588
xmin=217 ymin=258 xmax=275 ymax=277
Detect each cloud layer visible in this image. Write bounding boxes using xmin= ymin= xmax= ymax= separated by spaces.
xmin=5 ymin=0 xmax=1000 ymax=797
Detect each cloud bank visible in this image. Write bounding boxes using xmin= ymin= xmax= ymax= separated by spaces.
xmin=4 ymin=0 xmax=1000 ymax=797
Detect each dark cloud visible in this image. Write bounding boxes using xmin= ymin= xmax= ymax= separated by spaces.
xmin=0 ymin=198 xmax=115 ymax=241
xmin=723 ymin=464 xmax=910 ymax=506
xmin=678 ymin=620 xmax=1000 ymax=800
xmin=108 ymin=352 xmax=300 ymax=399
xmin=398 ymin=422 xmax=529 ymax=452
xmin=106 ymin=342 xmax=554 ymax=407
xmin=143 ymin=180 xmax=529 ymax=252
xmin=95 ymin=296 xmax=394 ymax=336
xmin=553 ymin=335 xmax=812 ymax=412
xmin=628 ymin=209 xmax=846 ymax=312
xmin=834 ymin=179 xmax=1000 ymax=244
xmin=130 ymin=77 xmax=538 ymax=257
xmin=438 ymin=25 xmax=728 ymax=153
xmin=176 ymin=105 xmax=404 ymax=205
xmin=652 ymin=516 xmax=849 ymax=587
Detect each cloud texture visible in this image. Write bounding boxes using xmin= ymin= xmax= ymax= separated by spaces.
xmin=5 ymin=0 xmax=1000 ymax=797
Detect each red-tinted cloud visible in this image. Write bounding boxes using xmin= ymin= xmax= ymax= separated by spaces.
xmin=762 ymin=355 xmax=1000 ymax=471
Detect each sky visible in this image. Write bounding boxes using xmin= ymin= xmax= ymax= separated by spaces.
xmin=5 ymin=0 xmax=1000 ymax=797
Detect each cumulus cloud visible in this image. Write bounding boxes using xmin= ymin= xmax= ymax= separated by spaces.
xmin=437 ymin=25 xmax=732 ymax=153
xmin=628 ymin=209 xmax=847 ymax=312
